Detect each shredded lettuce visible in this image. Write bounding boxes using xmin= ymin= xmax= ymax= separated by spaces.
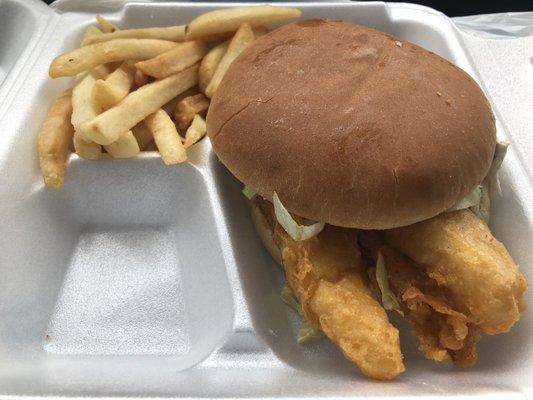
xmin=242 ymin=185 xmax=256 ymax=200
xmin=486 ymin=141 xmax=508 ymax=196
xmin=280 ymin=284 xmax=302 ymax=314
xmin=273 ymin=192 xmax=325 ymax=241
xmin=281 ymin=284 xmax=324 ymax=344
xmin=449 ymin=185 xmax=483 ymax=211
xmin=470 ymin=185 xmax=491 ymax=223
xmin=376 ymin=252 xmax=403 ymax=316
xmin=448 ymin=141 xmax=508 ymax=222
xmin=298 ymin=319 xmax=325 ymax=344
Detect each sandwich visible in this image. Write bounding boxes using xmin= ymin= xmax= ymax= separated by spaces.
xmin=206 ymin=19 xmax=527 ymax=380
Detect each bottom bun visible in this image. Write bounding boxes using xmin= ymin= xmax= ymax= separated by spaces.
xmin=250 ymin=198 xmax=282 ymax=265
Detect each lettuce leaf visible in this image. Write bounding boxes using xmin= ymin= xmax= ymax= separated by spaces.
xmin=448 ymin=141 xmax=508 ymax=222
xmin=281 ymin=284 xmax=324 ymax=344
xmin=273 ymin=192 xmax=325 ymax=241
xmin=280 ymin=284 xmax=302 ymax=314
xmin=242 ymin=185 xmax=256 ymax=200
xmin=486 ymin=141 xmax=508 ymax=196
xmin=376 ymin=252 xmax=403 ymax=316
xmin=449 ymin=185 xmax=483 ymax=211
xmin=297 ymin=319 xmax=325 ymax=344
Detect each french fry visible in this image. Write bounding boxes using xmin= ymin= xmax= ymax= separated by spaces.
xmin=144 ymin=140 xmax=158 ymax=151
xmin=205 ymin=24 xmax=255 ymax=98
xmin=80 ymin=65 xmax=198 ymax=145
xmin=71 ymin=66 xmax=109 ymax=137
xmin=96 ymin=14 xmax=119 ymax=33
xmin=49 ymin=39 xmax=178 ymax=78
xmin=145 ymin=109 xmax=187 ymax=165
xmin=185 ymin=6 xmax=301 ymax=40
xmin=81 ymin=25 xmax=103 ymax=46
xmin=93 ymin=61 xmax=135 ymax=110
xmin=184 ymin=114 xmax=207 ymax=148
xmin=73 ymin=132 xmax=102 ymax=160
xmin=71 ymin=68 xmax=109 ymax=157
xmin=134 ymin=69 xmax=151 ymax=87
xmin=161 ymin=96 xmax=181 ymax=116
xmin=253 ymin=25 xmax=270 ymax=37
xmin=161 ymin=86 xmax=200 ymax=116
xmin=135 ymin=40 xmax=207 ymax=79
xmin=174 ymin=93 xmax=210 ymax=131
xmin=104 ymin=130 xmax=140 ymax=158
xmin=84 ymin=26 xmax=186 ymax=45
xmin=202 ymin=32 xmax=234 ymax=45
xmin=37 ymin=89 xmax=74 ymax=188
xmin=198 ymin=40 xmax=229 ymax=93
xmin=131 ymin=121 xmax=153 ymax=150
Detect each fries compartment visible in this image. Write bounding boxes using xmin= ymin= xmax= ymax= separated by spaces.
xmin=50 ymin=157 xmax=233 ymax=355
xmin=0 ymin=157 xmax=235 ymax=390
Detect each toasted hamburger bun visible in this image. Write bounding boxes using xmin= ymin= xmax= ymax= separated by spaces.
xmin=207 ymin=19 xmax=496 ymax=229
xmin=250 ymin=197 xmax=281 ymax=265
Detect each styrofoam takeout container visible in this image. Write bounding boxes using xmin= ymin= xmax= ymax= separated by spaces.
xmin=0 ymin=0 xmax=531 ymax=398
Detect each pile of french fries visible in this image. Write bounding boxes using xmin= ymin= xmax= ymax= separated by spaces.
xmin=38 ymin=6 xmax=301 ymax=188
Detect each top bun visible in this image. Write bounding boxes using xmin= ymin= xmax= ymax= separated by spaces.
xmin=207 ymin=19 xmax=496 ymax=229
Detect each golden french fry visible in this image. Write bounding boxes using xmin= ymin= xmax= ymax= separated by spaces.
xmin=201 ymin=32 xmax=234 ymax=45
xmin=68 ymin=135 xmax=75 ymax=152
xmin=131 ymin=121 xmax=153 ymax=150
xmin=96 ymin=14 xmax=119 ymax=33
xmin=144 ymin=140 xmax=157 ymax=151
xmin=73 ymin=132 xmax=102 ymax=160
xmin=104 ymin=130 xmax=140 ymax=158
xmin=81 ymin=25 xmax=103 ymax=46
xmin=37 ymin=89 xmax=74 ymax=188
xmin=80 ymin=65 xmax=198 ymax=145
xmin=84 ymin=25 xmax=185 ymax=45
xmin=253 ymin=25 xmax=270 ymax=37
xmin=161 ymin=86 xmax=200 ymax=116
xmin=93 ymin=61 xmax=135 ymax=110
xmin=71 ymin=67 xmax=111 ymax=156
xmin=184 ymin=114 xmax=207 ymax=148
xmin=135 ymin=40 xmax=207 ymax=79
xmin=134 ymin=69 xmax=151 ymax=87
xmin=185 ymin=6 xmax=301 ymax=40
xmin=161 ymin=96 xmax=181 ymax=117
xmin=205 ymin=24 xmax=255 ymax=98
xmin=145 ymin=109 xmax=187 ymax=165
xmin=174 ymin=93 xmax=210 ymax=131
xmin=49 ymin=39 xmax=178 ymax=78
xmin=198 ymin=40 xmax=229 ymax=93
xmin=71 ymin=66 xmax=109 ymax=135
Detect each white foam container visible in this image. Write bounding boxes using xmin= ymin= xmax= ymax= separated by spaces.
xmin=0 ymin=1 xmax=531 ymax=398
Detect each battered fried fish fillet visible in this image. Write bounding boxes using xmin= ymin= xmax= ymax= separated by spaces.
xmin=385 ymin=209 xmax=527 ymax=335
xmin=360 ymin=231 xmax=479 ymax=367
xmin=255 ymin=199 xmax=405 ymax=380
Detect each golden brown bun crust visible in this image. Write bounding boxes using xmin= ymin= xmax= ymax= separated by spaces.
xmin=250 ymin=197 xmax=282 ymax=265
xmin=207 ymin=19 xmax=496 ymax=229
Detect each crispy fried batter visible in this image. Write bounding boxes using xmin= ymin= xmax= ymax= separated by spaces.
xmin=256 ymin=199 xmax=404 ymax=380
xmin=361 ymin=231 xmax=478 ymax=367
xmin=385 ymin=209 xmax=527 ymax=335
